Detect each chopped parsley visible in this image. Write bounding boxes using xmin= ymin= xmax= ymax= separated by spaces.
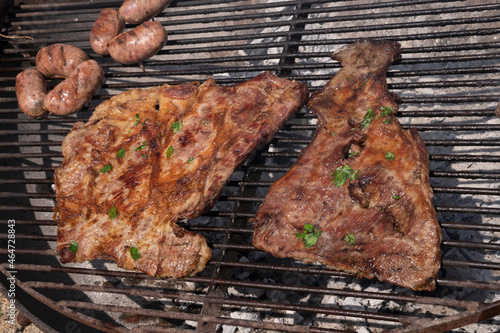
xmin=171 ymin=121 xmax=183 ymax=133
xmin=187 ymin=157 xmax=194 ymax=164
xmin=116 ymin=148 xmax=126 ymax=158
xmin=203 ymin=121 xmax=208 ymax=126
xmin=380 ymin=106 xmax=393 ymax=124
xmin=100 ymin=164 xmax=112 ymax=173
xmin=133 ymin=141 xmax=147 ymax=151
xmin=108 ymin=206 xmax=118 ymax=220
xmin=69 ymin=241 xmax=79 ymax=254
xmin=165 ymin=145 xmax=174 ymax=158
xmin=330 ymin=131 xmax=335 ymax=136
xmin=392 ymin=194 xmax=401 ymax=201
xmin=380 ymin=106 xmax=393 ymax=117
xmin=130 ymin=246 xmax=141 ymax=261
xmin=133 ymin=113 xmax=140 ymax=126
xmin=348 ymin=151 xmax=359 ymax=158
xmin=385 ymin=151 xmax=395 ymax=160
xmin=345 ymin=232 xmax=357 ymax=246
xmin=360 ymin=108 xmax=375 ymax=129
xmin=330 ymin=164 xmax=359 ymax=188
xmin=296 ymin=223 xmax=322 ymax=248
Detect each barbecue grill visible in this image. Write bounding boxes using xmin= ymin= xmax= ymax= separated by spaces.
xmin=0 ymin=0 xmax=499 ymax=332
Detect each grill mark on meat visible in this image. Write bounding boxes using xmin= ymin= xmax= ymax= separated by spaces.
xmin=55 ymin=72 xmax=308 ymax=278
xmin=252 ymin=41 xmax=441 ymax=291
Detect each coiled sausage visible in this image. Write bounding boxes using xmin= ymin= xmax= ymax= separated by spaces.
xmin=36 ymin=43 xmax=89 ymax=78
xmin=15 ymin=68 xmax=48 ymax=118
xmin=44 ymin=60 xmax=104 ymax=116
xmin=90 ymin=8 xmax=125 ymax=56
xmin=119 ymin=0 xmax=172 ymax=24
xmin=108 ymin=21 xmax=167 ymax=69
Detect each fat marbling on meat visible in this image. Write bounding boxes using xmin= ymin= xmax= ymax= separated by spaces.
xmin=55 ymin=72 xmax=309 ymax=278
xmin=252 ymin=40 xmax=442 ymax=291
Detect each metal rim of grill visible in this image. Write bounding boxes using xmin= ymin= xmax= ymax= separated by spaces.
xmin=0 ymin=0 xmax=499 ymax=332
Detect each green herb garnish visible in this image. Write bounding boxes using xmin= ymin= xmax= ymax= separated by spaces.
xmin=392 ymin=195 xmax=401 ymax=201
xmin=166 ymin=145 xmax=174 ymax=158
xmin=385 ymin=151 xmax=395 ymax=160
xmin=108 ymin=206 xmax=118 ymax=220
xmin=330 ymin=131 xmax=335 ymax=136
xmin=381 ymin=106 xmax=392 ymax=124
xmin=100 ymin=164 xmax=112 ymax=173
xmin=296 ymin=223 xmax=322 ymax=248
xmin=116 ymin=148 xmax=126 ymax=158
xmin=330 ymin=165 xmax=359 ymax=188
xmin=360 ymin=108 xmax=375 ymax=129
xmin=133 ymin=113 xmax=140 ymax=126
xmin=133 ymin=140 xmax=147 ymax=151
xmin=187 ymin=157 xmax=194 ymax=163
xmin=380 ymin=106 xmax=393 ymax=117
xmin=171 ymin=121 xmax=183 ymax=133
xmin=69 ymin=241 xmax=79 ymax=254
xmin=130 ymin=246 xmax=141 ymax=261
xmin=345 ymin=232 xmax=357 ymax=246
xmin=348 ymin=151 xmax=359 ymax=158
xmin=203 ymin=121 xmax=208 ymax=126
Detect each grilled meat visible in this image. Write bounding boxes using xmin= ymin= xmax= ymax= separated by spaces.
xmin=15 ymin=68 xmax=48 ymax=119
xmin=108 ymin=21 xmax=167 ymax=68
xmin=43 ymin=60 xmax=104 ymax=116
xmin=55 ymin=71 xmax=309 ymax=278
xmin=252 ymin=40 xmax=442 ymax=291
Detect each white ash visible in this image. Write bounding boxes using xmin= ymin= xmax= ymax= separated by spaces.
xmin=269 ymin=310 xmax=304 ymax=326
xmin=220 ymin=309 xmax=261 ymax=333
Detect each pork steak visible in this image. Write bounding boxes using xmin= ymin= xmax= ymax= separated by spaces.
xmin=252 ymin=41 xmax=442 ymax=291
xmin=55 ymin=72 xmax=309 ymax=278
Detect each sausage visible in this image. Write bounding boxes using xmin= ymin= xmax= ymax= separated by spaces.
xmin=15 ymin=68 xmax=48 ymax=118
xmin=90 ymin=8 xmax=125 ymax=56
xmin=119 ymin=0 xmax=172 ymax=24
xmin=44 ymin=60 xmax=104 ymax=116
xmin=36 ymin=43 xmax=89 ymax=78
xmin=108 ymin=21 xmax=167 ymax=68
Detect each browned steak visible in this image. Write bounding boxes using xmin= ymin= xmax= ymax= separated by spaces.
xmin=252 ymin=41 xmax=442 ymax=291
xmin=55 ymin=72 xmax=309 ymax=278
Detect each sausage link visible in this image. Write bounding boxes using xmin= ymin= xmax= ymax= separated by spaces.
xmin=44 ymin=60 xmax=104 ymax=116
xmin=90 ymin=8 xmax=125 ymax=56
xmin=119 ymin=0 xmax=172 ymax=24
xmin=108 ymin=21 xmax=167 ymax=67
xmin=15 ymin=68 xmax=48 ymax=118
xmin=36 ymin=43 xmax=89 ymax=78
